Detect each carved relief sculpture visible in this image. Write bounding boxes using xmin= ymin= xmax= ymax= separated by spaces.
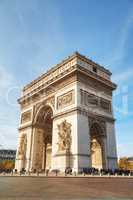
xmin=21 ymin=110 xmax=31 ymax=124
xmin=80 ymin=89 xmax=111 ymax=112
xmin=57 ymin=120 xmax=72 ymax=152
xmin=91 ymin=139 xmax=99 ymax=150
xmin=17 ymin=133 xmax=27 ymax=159
xmin=46 ymin=96 xmax=55 ymax=108
xmin=57 ymin=90 xmax=74 ymax=109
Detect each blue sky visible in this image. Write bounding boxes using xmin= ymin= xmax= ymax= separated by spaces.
xmin=0 ymin=0 xmax=133 ymax=157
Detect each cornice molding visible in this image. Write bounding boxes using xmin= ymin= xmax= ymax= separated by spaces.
xmin=20 ymin=52 xmax=116 ymax=102
xmin=53 ymin=153 xmax=90 ymax=157
xmin=23 ymin=52 xmax=112 ymax=92
xmin=107 ymin=156 xmax=118 ymax=160
xmin=18 ymin=106 xmax=115 ymax=130
xmin=18 ymin=66 xmax=77 ymax=104
xmin=53 ymin=106 xmax=115 ymax=123
xmin=77 ymin=65 xmax=116 ymax=90
xmin=19 ymin=66 xmax=116 ymax=105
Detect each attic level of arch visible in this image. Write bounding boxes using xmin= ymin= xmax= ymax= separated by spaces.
xmin=19 ymin=53 xmax=116 ymax=105
xmin=23 ymin=52 xmax=112 ymax=93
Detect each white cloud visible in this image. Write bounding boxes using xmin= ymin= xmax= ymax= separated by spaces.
xmin=0 ymin=65 xmax=20 ymax=106
xmin=0 ymin=66 xmax=19 ymax=149
xmin=0 ymin=65 xmax=14 ymax=92
xmin=116 ymin=120 xmax=133 ymax=158
xmin=108 ymin=9 xmax=133 ymax=66
xmin=112 ymin=68 xmax=133 ymax=83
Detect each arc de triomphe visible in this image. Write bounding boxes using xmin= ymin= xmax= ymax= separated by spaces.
xmin=15 ymin=52 xmax=117 ymax=172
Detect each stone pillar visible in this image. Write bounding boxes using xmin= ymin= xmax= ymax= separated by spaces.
xmin=42 ymin=144 xmax=46 ymax=170
xmin=77 ymin=113 xmax=90 ymax=171
xmin=106 ymin=121 xmax=118 ymax=169
xmin=30 ymin=127 xmax=38 ymax=171
xmin=102 ymin=136 xmax=108 ymax=169
xmin=24 ymin=127 xmax=33 ymax=172
xmin=15 ymin=132 xmax=27 ymax=172
xmin=30 ymin=127 xmax=44 ymax=171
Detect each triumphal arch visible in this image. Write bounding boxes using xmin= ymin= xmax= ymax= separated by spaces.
xmin=15 ymin=52 xmax=117 ymax=172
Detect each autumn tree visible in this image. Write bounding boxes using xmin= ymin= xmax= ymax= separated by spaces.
xmin=0 ymin=160 xmax=15 ymax=170
xmin=119 ymin=157 xmax=129 ymax=170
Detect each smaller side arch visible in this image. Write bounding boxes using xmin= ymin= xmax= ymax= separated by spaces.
xmin=89 ymin=120 xmax=106 ymax=169
xmin=90 ymin=121 xmax=106 ymax=138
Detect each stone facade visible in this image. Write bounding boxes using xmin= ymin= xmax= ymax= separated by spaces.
xmin=15 ymin=52 xmax=118 ymax=172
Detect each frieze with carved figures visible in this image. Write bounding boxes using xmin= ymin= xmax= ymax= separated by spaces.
xmin=80 ymin=89 xmax=111 ymax=112
xmin=57 ymin=120 xmax=72 ymax=152
xmin=21 ymin=110 xmax=32 ymax=124
xmin=17 ymin=133 xmax=27 ymax=159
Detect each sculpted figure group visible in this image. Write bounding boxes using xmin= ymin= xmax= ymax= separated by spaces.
xmin=57 ymin=120 xmax=72 ymax=152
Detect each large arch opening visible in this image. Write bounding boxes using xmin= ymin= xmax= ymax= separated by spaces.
xmin=35 ymin=105 xmax=53 ymax=171
xmin=90 ymin=122 xmax=106 ymax=169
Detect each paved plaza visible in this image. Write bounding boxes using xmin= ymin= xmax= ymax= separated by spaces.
xmin=0 ymin=176 xmax=133 ymax=199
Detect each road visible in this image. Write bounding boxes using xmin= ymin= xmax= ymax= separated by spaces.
xmin=0 ymin=176 xmax=133 ymax=199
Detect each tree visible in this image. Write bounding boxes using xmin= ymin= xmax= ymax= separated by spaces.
xmin=0 ymin=160 xmax=15 ymax=170
xmin=119 ymin=157 xmax=129 ymax=170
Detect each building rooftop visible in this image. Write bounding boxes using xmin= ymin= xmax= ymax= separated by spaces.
xmin=127 ymin=157 xmax=133 ymax=161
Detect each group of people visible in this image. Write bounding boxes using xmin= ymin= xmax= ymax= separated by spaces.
xmin=82 ymin=167 xmax=133 ymax=176
xmin=0 ymin=167 xmax=133 ymax=176
xmin=0 ymin=168 xmax=13 ymax=174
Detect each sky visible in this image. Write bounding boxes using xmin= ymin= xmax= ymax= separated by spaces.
xmin=0 ymin=0 xmax=133 ymax=158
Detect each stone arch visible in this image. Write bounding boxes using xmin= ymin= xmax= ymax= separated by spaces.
xmin=33 ymin=104 xmax=53 ymax=171
xmin=33 ymin=102 xmax=54 ymax=125
xmin=90 ymin=121 xmax=106 ymax=169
